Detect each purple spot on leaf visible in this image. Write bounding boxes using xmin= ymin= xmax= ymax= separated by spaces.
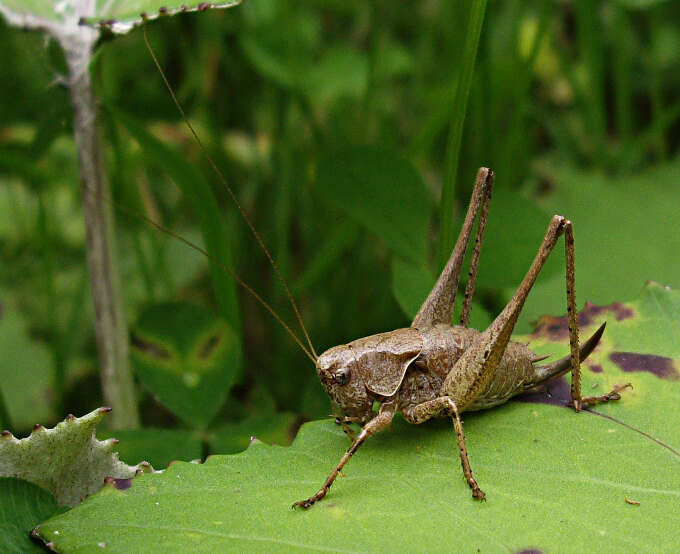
xmin=532 ymin=302 xmax=634 ymax=341
xmin=588 ymin=363 xmax=604 ymax=374
xmin=111 ymin=478 xmax=133 ymax=490
xmin=609 ymin=352 xmax=678 ymax=380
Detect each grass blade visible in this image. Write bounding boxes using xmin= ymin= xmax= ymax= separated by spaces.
xmin=438 ymin=0 xmax=488 ymax=269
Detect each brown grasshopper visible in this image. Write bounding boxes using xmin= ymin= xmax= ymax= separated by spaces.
xmin=291 ymin=168 xmax=630 ymax=508
xmin=137 ymin=31 xmax=630 ymax=510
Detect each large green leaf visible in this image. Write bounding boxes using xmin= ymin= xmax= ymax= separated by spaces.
xmin=316 ymin=146 xmax=431 ymax=263
xmin=131 ymin=302 xmax=239 ymax=428
xmin=34 ymin=285 xmax=679 ymax=551
xmin=0 ymin=408 xmax=150 ymax=507
xmin=519 ymin=281 xmax=680 ymax=451
xmin=514 ymin=160 xmax=680 ymax=332
xmin=475 ymin=185 xmax=560 ymax=290
xmin=0 ymin=478 xmax=62 ymax=553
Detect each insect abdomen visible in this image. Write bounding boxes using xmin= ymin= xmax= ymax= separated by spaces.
xmin=464 ymin=341 xmax=537 ymax=410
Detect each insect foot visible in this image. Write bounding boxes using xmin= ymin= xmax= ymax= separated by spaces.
xmin=291 ymin=491 xmax=325 ymax=510
xmin=570 ymin=382 xmax=632 ymax=412
xmin=471 ymin=483 xmax=486 ymax=501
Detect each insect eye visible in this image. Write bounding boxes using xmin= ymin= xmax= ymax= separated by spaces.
xmin=334 ymin=367 xmax=350 ymax=386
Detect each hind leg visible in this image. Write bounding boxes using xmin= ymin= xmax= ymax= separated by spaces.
xmin=562 ymin=221 xmax=631 ymax=410
xmin=412 ymin=168 xmax=494 ymax=329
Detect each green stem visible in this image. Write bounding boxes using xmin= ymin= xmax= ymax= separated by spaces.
xmin=438 ymin=0 xmax=488 ymax=269
xmin=63 ymin=35 xmax=139 ymax=429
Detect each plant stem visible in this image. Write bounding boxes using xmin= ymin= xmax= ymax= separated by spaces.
xmin=63 ymin=34 xmax=139 ymax=429
xmin=438 ymin=0 xmax=488 ymax=270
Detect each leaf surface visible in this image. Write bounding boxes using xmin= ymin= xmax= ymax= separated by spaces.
xmin=0 ymin=478 xmax=62 ymax=553
xmin=514 ymin=160 xmax=680 ymax=332
xmin=316 ymin=146 xmax=431 ymax=263
xmin=35 ymin=285 xmax=680 ymax=551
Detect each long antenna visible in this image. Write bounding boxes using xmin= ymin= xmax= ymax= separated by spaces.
xmin=141 ymin=21 xmax=318 ymax=360
xmin=106 ymin=191 xmax=317 ymax=364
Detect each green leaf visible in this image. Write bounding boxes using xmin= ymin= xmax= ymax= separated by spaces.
xmin=316 ymin=146 xmax=431 ymax=263
xmin=209 ymin=412 xmax=298 ymax=454
xmin=520 ymin=281 xmax=680 ymax=451
xmin=131 ymin=302 xmax=239 ymax=428
xmin=0 ymin=390 xmax=11 ymax=430
xmin=34 ymin=285 xmax=680 ymax=551
xmin=0 ymin=478 xmax=62 ymax=553
xmin=0 ymin=310 xmax=54 ymax=430
xmin=390 ymin=258 xmax=435 ymax=318
xmin=98 ymin=429 xmax=203 ymax=469
xmin=301 ymin=46 xmax=368 ymax=103
xmin=514 ymin=160 xmax=680 ymax=332
xmin=476 ymin=186 xmax=560 ymax=290
xmin=241 ymin=38 xmax=367 ymax=103
xmin=293 ymin=222 xmax=360 ymax=295
xmin=0 ymin=408 xmax=150 ymax=507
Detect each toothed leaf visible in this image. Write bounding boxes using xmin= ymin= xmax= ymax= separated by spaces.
xmin=0 ymin=408 xmax=149 ymax=506
xmin=0 ymin=1 xmax=240 ymax=36
xmin=33 ymin=286 xmax=679 ymax=551
xmin=209 ymin=412 xmax=298 ymax=454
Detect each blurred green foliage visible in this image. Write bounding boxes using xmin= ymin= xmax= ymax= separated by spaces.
xmin=1 ymin=0 xmax=680 ymax=466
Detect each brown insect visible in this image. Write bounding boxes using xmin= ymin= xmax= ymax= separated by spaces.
xmin=291 ymin=168 xmax=630 ymax=508
xmin=136 ymin=30 xmax=630 ymax=510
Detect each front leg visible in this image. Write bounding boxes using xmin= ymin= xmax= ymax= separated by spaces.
xmin=334 ymin=415 xmax=360 ymax=441
xmin=293 ymin=400 xmax=396 ymax=509
xmin=404 ymin=396 xmax=485 ymax=500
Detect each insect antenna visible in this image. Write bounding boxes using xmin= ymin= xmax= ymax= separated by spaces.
xmin=117 ymin=21 xmax=319 ymax=362
xmin=105 ymin=193 xmax=317 ymax=364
